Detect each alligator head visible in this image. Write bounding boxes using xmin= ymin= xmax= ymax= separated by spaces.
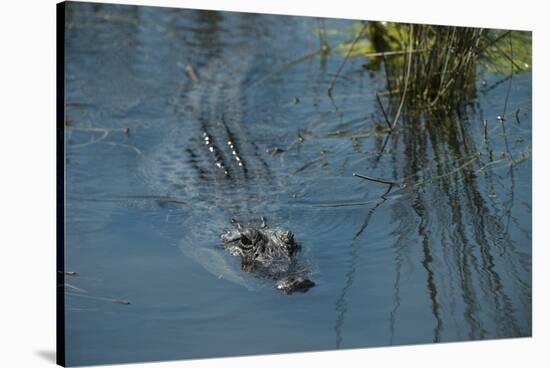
xmin=220 ymin=217 xmax=315 ymax=294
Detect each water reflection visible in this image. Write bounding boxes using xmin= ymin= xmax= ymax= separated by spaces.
xmin=331 ymin=93 xmax=530 ymax=344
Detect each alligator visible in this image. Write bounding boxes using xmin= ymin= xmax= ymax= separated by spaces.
xmin=140 ymin=48 xmax=314 ymax=294
xmin=221 ymin=217 xmax=315 ymax=294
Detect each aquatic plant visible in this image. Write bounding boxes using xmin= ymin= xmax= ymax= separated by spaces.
xmin=331 ymin=22 xmax=531 ymax=124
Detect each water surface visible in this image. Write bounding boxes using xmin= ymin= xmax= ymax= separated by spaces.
xmin=63 ymin=3 xmax=532 ymax=366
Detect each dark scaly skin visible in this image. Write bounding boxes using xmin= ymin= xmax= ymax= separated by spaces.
xmin=220 ymin=217 xmax=315 ymax=294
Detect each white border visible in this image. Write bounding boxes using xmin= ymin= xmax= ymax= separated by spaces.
xmin=1 ymin=0 xmax=546 ymax=367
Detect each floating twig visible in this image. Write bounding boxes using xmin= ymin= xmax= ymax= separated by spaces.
xmin=375 ymin=89 xmax=400 ymax=97
xmin=65 ymin=292 xmax=131 ymax=305
xmin=97 ymin=141 xmax=143 ymax=155
xmin=60 ymin=283 xmax=85 ymax=293
xmin=58 ymin=271 xmax=78 ymax=276
xmin=69 ymin=126 xmax=135 ymax=153
xmin=69 ymin=127 xmax=128 ymax=133
xmin=316 ymin=197 xmax=381 ymax=208
xmin=294 ymin=158 xmax=323 ymax=174
xmin=266 ymin=147 xmax=285 ymax=156
xmin=353 ymin=172 xmax=401 ymax=185
xmin=70 ymin=130 xmax=108 ymax=148
xmin=184 ymin=64 xmax=199 ymax=82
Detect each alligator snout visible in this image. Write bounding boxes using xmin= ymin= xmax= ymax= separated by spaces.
xmin=276 ymin=275 xmax=315 ymax=294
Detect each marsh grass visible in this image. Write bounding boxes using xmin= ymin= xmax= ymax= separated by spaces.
xmin=317 ymin=21 xmax=532 ymax=193
xmin=331 ymin=22 xmax=531 ymax=125
xmin=371 ymin=24 xmax=485 ymax=116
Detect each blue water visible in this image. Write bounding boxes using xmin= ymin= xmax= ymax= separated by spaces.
xmin=63 ymin=2 xmax=532 ymax=366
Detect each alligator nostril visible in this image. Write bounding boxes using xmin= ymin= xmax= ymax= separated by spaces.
xmin=276 ymin=276 xmax=315 ymax=294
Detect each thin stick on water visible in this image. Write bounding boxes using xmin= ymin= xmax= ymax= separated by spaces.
xmin=375 ymin=93 xmax=392 ymax=129
xmin=316 ymin=198 xmax=381 ymax=208
xmin=65 ymin=292 xmax=131 ymax=305
xmin=248 ymin=49 xmax=320 ymax=89
xmin=390 ymin=24 xmax=414 ymax=131
xmin=364 ymin=49 xmax=426 ymax=58
xmin=97 ymin=141 xmax=143 ymax=155
xmin=250 ymin=36 xmax=421 ymax=91
xmin=184 ymin=64 xmax=199 ymax=82
xmin=352 ymin=172 xmax=401 ymax=185
xmin=479 ymin=30 xmax=511 ymax=54
xmin=327 ymin=22 xmax=368 ymax=97
xmin=500 ymin=31 xmax=514 ymax=120
xmin=380 ymin=183 xmax=394 ymax=200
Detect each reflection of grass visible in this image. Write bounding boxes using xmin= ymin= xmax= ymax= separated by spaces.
xmin=315 ymin=20 xmax=531 ymax=344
